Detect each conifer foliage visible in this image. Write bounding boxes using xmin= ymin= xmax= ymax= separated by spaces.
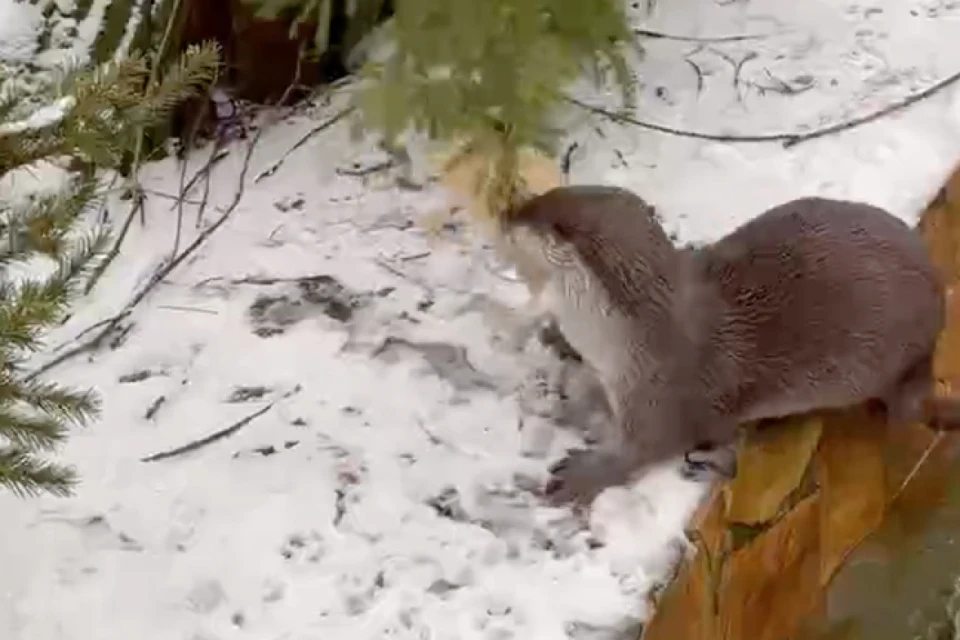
xmin=246 ymin=0 xmax=636 ymax=217
xmin=0 ymin=43 xmax=219 ymax=498
xmin=355 ymin=0 xmax=635 ymax=215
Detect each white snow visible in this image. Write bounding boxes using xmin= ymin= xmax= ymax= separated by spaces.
xmin=0 ymin=0 xmax=41 ymax=63
xmin=1 ymin=0 xmax=960 ymax=639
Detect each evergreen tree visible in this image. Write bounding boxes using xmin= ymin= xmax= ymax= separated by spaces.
xmin=0 ymin=42 xmax=219 ymax=498
xmin=247 ymin=0 xmax=635 ymax=216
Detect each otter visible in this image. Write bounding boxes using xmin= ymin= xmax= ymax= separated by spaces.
xmin=499 ymin=185 xmax=960 ymax=509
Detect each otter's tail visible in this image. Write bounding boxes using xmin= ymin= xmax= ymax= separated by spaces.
xmin=924 ymin=395 xmax=960 ymax=431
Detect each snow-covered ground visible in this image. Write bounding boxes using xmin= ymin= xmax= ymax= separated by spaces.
xmin=2 ymin=0 xmax=960 ymax=638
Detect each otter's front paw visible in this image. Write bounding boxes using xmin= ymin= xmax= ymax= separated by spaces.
xmin=544 ymin=448 xmax=629 ymax=509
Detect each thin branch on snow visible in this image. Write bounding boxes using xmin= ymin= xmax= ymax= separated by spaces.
xmin=253 ymin=106 xmax=356 ymax=183
xmin=373 ymin=256 xmax=434 ymax=295
xmin=141 ymin=188 xmax=225 ymax=211
xmin=173 ymin=136 xmax=190 ymax=257
xmin=565 ymin=67 xmax=960 ymax=148
xmin=141 ymin=403 xmax=275 ymax=462
xmin=782 ymin=69 xmax=960 ymax=147
xmin=634 ymin=28 xmax=775 ymax=43
xmin=28 ymin=126 xmax=264 ymax=380
xmin=194 ymin=141 xmax=223 ymax=229
xmin=141 ymin=385 xmax=301 ymax=462
xmin=336 ymin=160 xmax=394 ymax=177
xmin=165 ymin=148 xmax=230 ymax=212
xmin=84 ymin=187 xmax=147 ymax=294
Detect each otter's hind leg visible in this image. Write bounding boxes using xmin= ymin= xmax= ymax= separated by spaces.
xmin=881 ymin=352 xmax=936 ymax=426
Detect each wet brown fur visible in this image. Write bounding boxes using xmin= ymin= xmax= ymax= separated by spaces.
xmin=503 ymin=185 xmax=959 ymax=506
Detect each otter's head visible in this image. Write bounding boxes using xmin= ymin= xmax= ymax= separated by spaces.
xmin=496 ymin=213 xmax=583 ymax=298
xmin=501 ymin=185 xmax=680 ymax=315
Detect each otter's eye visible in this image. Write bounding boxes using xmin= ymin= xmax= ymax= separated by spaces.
xmin=542 ymin=233 xmax=576 ymax=268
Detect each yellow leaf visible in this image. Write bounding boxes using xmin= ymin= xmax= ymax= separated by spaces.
xmin=815 ymin=406 xmax=887 ymax=586
xmin=688 ymin=484 xmax=729 ymax=561
xmin=718 ymin=494 xmax=823 ymax=640
xmin=725 ymin=416 xmax=824 ymax=526
xmin=438 ymin=144 xmax=563 ymax=227
xmin=879 ymin=423 xmax=960 ymax=547
xmin=934 ymin=286 xmax=960 ymax=382
xmin=641 ymin=537 xmax=716 ymax=640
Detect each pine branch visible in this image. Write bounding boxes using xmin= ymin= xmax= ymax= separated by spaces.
xmin=12 ymin=379 xmax=101 ymax=425
xmin=0 ymin=41 xmax=219 ymax=500
xmin=131 ymin=42 xmax=221 ymax=129
xmin=0 ymin=405 xmax=69 ymax=451
xmin=0 ymin=226 xmax=108 ymax=356
xmin=0 ymin=177 xmax=101 ymax=259
xmin=0 ymin=446 xmax=76 ymax=498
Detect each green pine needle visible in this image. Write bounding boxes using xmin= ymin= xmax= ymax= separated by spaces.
xmin=0 ymin=446 xmax=77 ymax=498
xmin=0 ymin=42 xmax=219 ymax=499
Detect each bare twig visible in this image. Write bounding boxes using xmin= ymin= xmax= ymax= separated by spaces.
xmin=142 ymin=385 xmax=301 ymax=462
xmin=634 ymin=28 xmax=774 ymax=43
xmin=29 ymin=130 xmax=264 ymax=380
xmin=166 ymin=148 xmax=229 ymax=211
xmin=783 ymin=69 xmax=960 ymax=147
xmin=157 ymin=304 xmax=218 ymax=315
xmin=707 ymin=48 xmax=758 ymax=103
xmin=732 ymin=52 xmax=758 ymax=100
xmin=194 ymin=141 xmax=221 ymax=228
xmin=96 ymin=172 xmax=120 ymax=224
xmin=336 ymin=160 xmax=394 ymax=177
xmin=750 ymin=68 xmax=816 ymax=96
xmin=173 ymin=136 xmax=189 ymax=257
xmin=415 ymin=417 xmax=483 ymax=459
xmin=373 ymin=256 xmax=434 ymax=294
xmin=141 ymin=188 xmax=223 ymax=210
xmin=823 ymin=429 xmax=949 ymax=580
xmin=193 ymin=273 xmax=332 ymax=288
xmin=684 ymin=58 xmax=705 ymax=95
xmin=127 ymin=0 xmax=187 ymax=227
xmin=561 ymin=142 xmax=579 ymax=176
xmin=28 ymin=310 xmax=130 ymax=380
xmin=566 ymin=68 xmax=960 ymax=147
xmin=141 ymin=402 xmax=275 ymax=462
xmin=253 ymin=106 xmax=356 ymax=183
xmin=891 ymin=431 xmax=946 ymax=503
xmin=84 ymin=188 xmax=146 ymax=294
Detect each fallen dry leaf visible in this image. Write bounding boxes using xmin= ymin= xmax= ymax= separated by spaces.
xmin=438 ymin=144 xmax=563 ymax=227
xmin=641 ymin=536 xmax=717 ymax=640
xmin=724 ymin=416 xmax=823 ymax=526
xmin=718 ymin=494 xmax=823 ymax=640
xmin=919 ymin=165 xmax=960 ymax=286
xmin=815 ymin=407 xmax=887 ymax=585
xmin=688 ymin=484 xmax=729 ymax=561
xmin=878 ymin=425 xmax=960 ymax=551
xmin=920 ymin=202 xmax=960 ymax=286
xmin=934 ymin=287 xmax=960 ymax=382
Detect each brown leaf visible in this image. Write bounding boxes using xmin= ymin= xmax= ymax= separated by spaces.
xmin=718 ymin=494 xmax=823 ymax=640
xmin=816 ymin=406 xmax=887 ymax=586
xmin=944 ymin=162 xmax=960 ymax=207
xmin=688 ymin=484 xmax=729 ymax=560
xmin=879 ymin=426 xmax=960 ymax=548
xmin=920 ymin=202 xmax=960 ymax=287
xmin=934 ymin=287 xmax=960 ymax=382
xmin=641 ymin=537 xmax=717 ymax=640
xmin=724 ymin=416 xmax=823 ymax=525
xmin=439 ymin=144 xmax=562 ymax=224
